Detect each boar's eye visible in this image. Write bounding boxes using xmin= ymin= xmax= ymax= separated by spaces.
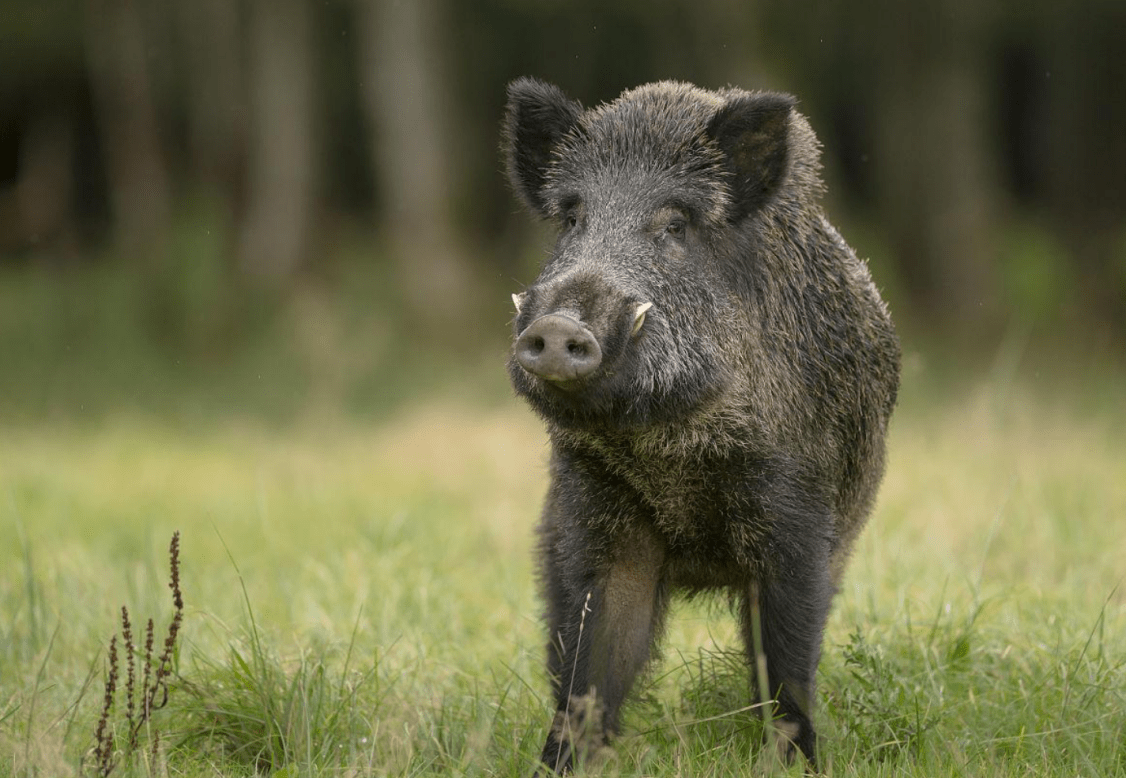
xmin=655 ymin=205 xmax=690 ymax=243
xmin=560 ymin=195 xmax=582 ymax=231
xmin=664 ymin=218 xmax=687 ymax=239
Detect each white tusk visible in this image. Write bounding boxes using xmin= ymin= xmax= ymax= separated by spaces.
xmin=631 ymin=302 xmax=654 ymax=336
xmin=512 ymin=292 xmax=526 ymax=313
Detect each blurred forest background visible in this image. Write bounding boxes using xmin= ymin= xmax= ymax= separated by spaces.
xmin=1 ymin=0 xmax=1124 ymax=422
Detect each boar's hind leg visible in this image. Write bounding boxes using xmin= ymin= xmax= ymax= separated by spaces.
xmin=538 ymin=530 xmax=666 ymax=774
xmin=741 ymin=542 xmax=833 ymax=768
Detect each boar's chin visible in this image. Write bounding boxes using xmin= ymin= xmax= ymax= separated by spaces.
xmin=507 ymin=356 xmax=716 ymax=431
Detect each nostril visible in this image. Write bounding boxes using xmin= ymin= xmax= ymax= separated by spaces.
xmin=515 ymin=313 xmax=602 ymax=382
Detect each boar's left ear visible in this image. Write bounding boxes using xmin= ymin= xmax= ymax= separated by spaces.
xmin=707 ymin=92 xmax=796 ymax=222
xmin=503 ymin=77 xmax=583 ymax=217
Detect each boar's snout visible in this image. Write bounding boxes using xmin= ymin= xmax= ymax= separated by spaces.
xmin=515 ymin=314 xmax=602 ymax=384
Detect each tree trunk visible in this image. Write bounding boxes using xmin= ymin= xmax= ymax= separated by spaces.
xmin=873 ymin=2 xmax=1001 ymax=333
xmin=238 ymin=0 xmax=317 ymax=282
xmin=356 ymin=0 xmax=478 ymax=323
xmin=15 ymin=110 xmax=79 ymax=263
xmin=175 ymin=0 xmax=246 ymax=197
xmin=83 ymin=0 xmax=171 ymax=262
xmin=1040 ymin=7 xmax=1126 ymax=331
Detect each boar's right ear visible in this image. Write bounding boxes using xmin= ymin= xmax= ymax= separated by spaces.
xmin=503 ymin=77 xmax=583 ymax=217
xmin=707 ymin=92 xmax=796 ymax=222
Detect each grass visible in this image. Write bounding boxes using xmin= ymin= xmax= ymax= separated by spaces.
xmin=1 ymin=347 xmax=1125 ymax=775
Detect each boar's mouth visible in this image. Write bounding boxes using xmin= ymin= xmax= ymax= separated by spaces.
xmin=508 ymin=296 xmax=678 ymax=427
xmin=512 ymin=301 xmax=655 ymax=388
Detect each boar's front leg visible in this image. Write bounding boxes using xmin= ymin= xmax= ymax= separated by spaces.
xmin=536 ymin=474 xmax=666 ymax=773
xmin=739 ymin=471 xmax=835 ymax=768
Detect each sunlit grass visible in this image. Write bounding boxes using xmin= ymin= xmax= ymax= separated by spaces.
xmin=1 ymin=370 xmax=1124 ymax=776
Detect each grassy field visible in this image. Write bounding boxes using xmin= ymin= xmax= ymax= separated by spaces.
xmin=1 ymin=360 xmax=1124 ymax=776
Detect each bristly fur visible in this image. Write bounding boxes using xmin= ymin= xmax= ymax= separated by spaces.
xmin=504 ymin=78 xmax=900 ymax=773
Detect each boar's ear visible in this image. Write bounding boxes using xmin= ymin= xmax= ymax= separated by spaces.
xmin=707 ymin=92 xmax=795 ymax=222
xmin=503 ymin=77 xmax=583 ymax=217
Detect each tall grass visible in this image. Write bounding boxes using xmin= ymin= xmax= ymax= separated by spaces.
xmin=1 ymin=359 xmax=1124 ymax=775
